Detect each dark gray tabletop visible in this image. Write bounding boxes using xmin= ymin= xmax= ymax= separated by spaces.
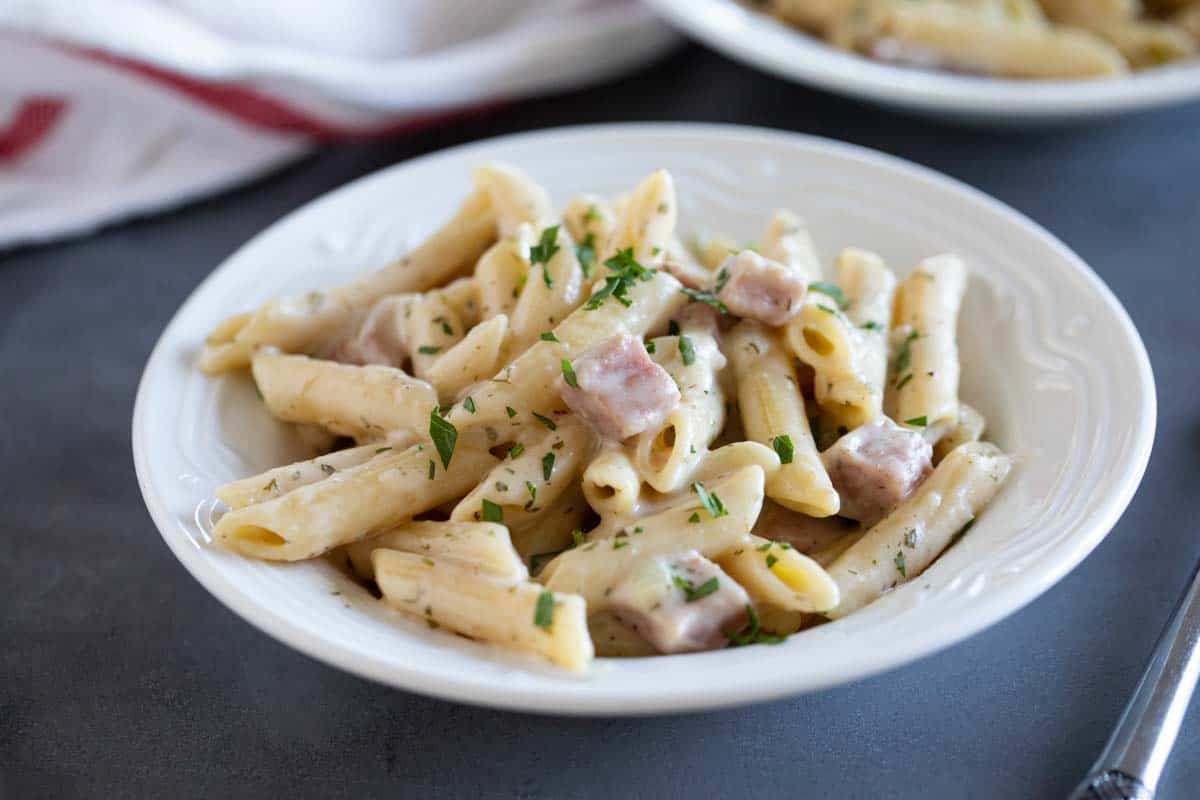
xmin=4 ymin=43 xmax=1199 ymax=800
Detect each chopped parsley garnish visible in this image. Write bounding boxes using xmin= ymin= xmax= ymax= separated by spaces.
xmin=375 ymin=446 xmax=392 ymax=454
xmin=524 ymin=481 xmax=537 ymax=510
xmin=576 ymin=232 xmax=596 ymax=280
xmin=560 ymin=359 xmax=579 ymax=388
xmin=815 ymin=304 xmax=836 ymax=315
xmin=808 ymin=281 xmax=849 ymax=310
xmin=645 ymin=340 xmax=657 ymax=354
xmin=688 ymin=512 xmax=701 ymax=524
xmin=481 ymin=499 xmax=504 ymax=523
xmin=725 ymin=605 xmax=785 ymax=647
xmin=417 ymin=345 xmax=441 ymax=355
xmin=462 ymin=396 xmax=476 ymax=414
xmin=894 ymin=330 xmax=919 ymax=375
xmin=691 ymin=482 xmax=728 ymax=519
xmin=532 ymin=411 xmax=557 ymax=430
xmin=766 ymin=553 xmax=778 ymax=569
xmin=895 ymin=373 xmax=913 ymax=391
xmin=771 ymin=434 xmax=794 ymax=465
xmin=571 ymin=529 xmax=587 ymax=547
xmin=540 ymin=331 xmax=560 ymax=343
xmin=904 ymin=416 xmax=928 ymax=427
xmin=507 ymin=443 xmax=525 ymax=459
xmin=529 ymin=225 xmax=561 ymax=288
xmin=673 ymin=575 xmax=719 ymax=602
xmin=613 ymin=539 xmax=629 ymax=550
xmin=584 ymin=248 xmax=654 ymax=310
xmin=894 ymin=550 xmax=907 ymax=577
xmin=679 ymin=286 xmax=728 ymax=313
xmin=534 ymin=590 xmax=555 ymax=630
xmin=862 ymin=321 xmax=883 ymax=331
xmin=678 ymin=334 xmax=696 ymax=366
xmin=668 ymin=319 xmax=680 ymax=336
xmin=433 ymin=316 xmax=454 ymax=336
xmin=505 ymin=406 xmax=518 ymax=419
xmin=429 ymin=411 xmax=458 ymax=469
xmin=714 ymin=267 xmax=731 ymax=294
xmin=262 ymin=478 xmax=278 ymax=492
xmin=319 ymin=463 xmax=335 ymax=476
xmin=542 ymin=452 xmax=555 ymax=482
xmin=756 ymin=541 xmax=773 ymax=552
xmin=427 ymin=459 xmax=435 ymax=480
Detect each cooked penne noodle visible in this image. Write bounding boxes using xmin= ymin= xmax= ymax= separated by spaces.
xmin=788 ymin=247 xmax=896 ymax=430
xmin=760 ymin=209 xmax=822 ymax=284
xmin=718 ymin=535 xmax=840 ymax=613
xmin=507 ymin=223 xmax=588 ymax=354
xmin=825 ymin=442 xmax=1012 ymax=618
xmin=218 ymin=437 xmax=416 ymax=509
xmin=345 ymin=520 xmax=527 ymax=583
xmin=601 ymin=169 xmax=677 ymax=265
xmin=888 ymin=254 xmax=968 ymax=433
xmin=472 ymin=163 xmax=553 ymax=235
xmin=212 ymin=439 xmax=498 ymax=561
xmin=373 ymin=549 xmax=593 ymax=671
xmin=423 ymin=314 xmax=510 ymax=402
xmin=450 ymin=415 xmax=594 ymax=528
xmin=633 ymin=325 xmax=726 ymax=493
xmin=252 ymin=352 xmax=438 ymax=441
xmin=727 ymin=320 xmax=839 ymax=517
xmin=933 ymin=402 xmax=986 ymax=463
xmin=582 ymin=446 xmax=642 ymax=516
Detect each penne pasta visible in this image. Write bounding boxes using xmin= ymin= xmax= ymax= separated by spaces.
xmin=251 ymin=352 xmax=438 ymax=441
xmin=825 ymin=442 xmax=1012 ymax=618
xmin=727 ymin=320 xmax=840 ymax=517
xmin=888 ymin=254 xmax=968 ymax=434
xmin=345 ymin=520 xmax=528 ymax=584
xmin=201 ymin=164 xmax=1016 ymax=667
xmin=373 ymin=549 xmax=593 ymax=671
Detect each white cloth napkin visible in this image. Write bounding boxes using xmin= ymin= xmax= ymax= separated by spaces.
xmin=0 ymin=0 xmax=675 ymax=249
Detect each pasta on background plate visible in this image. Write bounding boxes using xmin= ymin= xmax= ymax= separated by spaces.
xmin=199 ymin=164 xmax=1011 ymax=671
xmin=760 ymin=0 xmax=1199 ymax=79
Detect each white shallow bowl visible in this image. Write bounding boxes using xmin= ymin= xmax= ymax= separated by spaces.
xmin=133 ymin=123 xmax=1155 ymax=714
xmin=645 ymin=0 xmax=1200 ymax=124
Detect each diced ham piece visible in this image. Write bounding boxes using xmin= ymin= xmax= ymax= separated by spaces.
xmin=608 ymin=552 xmax=749 ymax=654
xmin=558 ymin=334 xmax=680 ymax=440
xmin=715 ymin=250 xmax=806 ymax=326
xmin=820 ymin=417 xmax=933 ymax=527
xmin=330 ymin=296 xmax=409 ymax=367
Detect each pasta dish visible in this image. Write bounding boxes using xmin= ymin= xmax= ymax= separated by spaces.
xmin=757 ymin=0 xmax=1199 ymax=79
xmin=199 ymin=164 xmax=1011 ymax=671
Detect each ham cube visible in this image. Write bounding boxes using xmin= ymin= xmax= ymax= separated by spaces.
xmin=330 ymin=296 xmax=409 ymax=367
xmin=608 ymin=552 xmax=749 ymax=654
xmin=558 ymin=334 xmax=680 ymax=440
xmin=715 ymin=250 xmax=806 ymax=326
xmin=820 ymin=417 xmax=933 ymax=527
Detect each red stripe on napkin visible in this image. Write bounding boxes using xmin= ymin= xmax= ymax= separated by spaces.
xmin=0 ymin=97 xmax=68 ymax=162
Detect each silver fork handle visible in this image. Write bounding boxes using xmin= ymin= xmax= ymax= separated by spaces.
xmin=1070 ymin=561 xmax=1200 ymax=800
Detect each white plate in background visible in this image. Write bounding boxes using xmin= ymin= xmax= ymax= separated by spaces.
xmin=133 ymin=124 xmax=1155 ymax=714
xmin=644 ymin=0 xmax=1200 ymax=124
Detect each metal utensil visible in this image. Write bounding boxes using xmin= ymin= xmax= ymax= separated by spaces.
xmin=1070 ymin=561 xmax=1200 ymax=800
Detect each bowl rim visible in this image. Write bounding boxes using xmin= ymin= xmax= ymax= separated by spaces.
xmin=643 ymin=0 xmax=1200 ymax=121
xmin=133 ymin=122 xmax=1156 ymax=714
